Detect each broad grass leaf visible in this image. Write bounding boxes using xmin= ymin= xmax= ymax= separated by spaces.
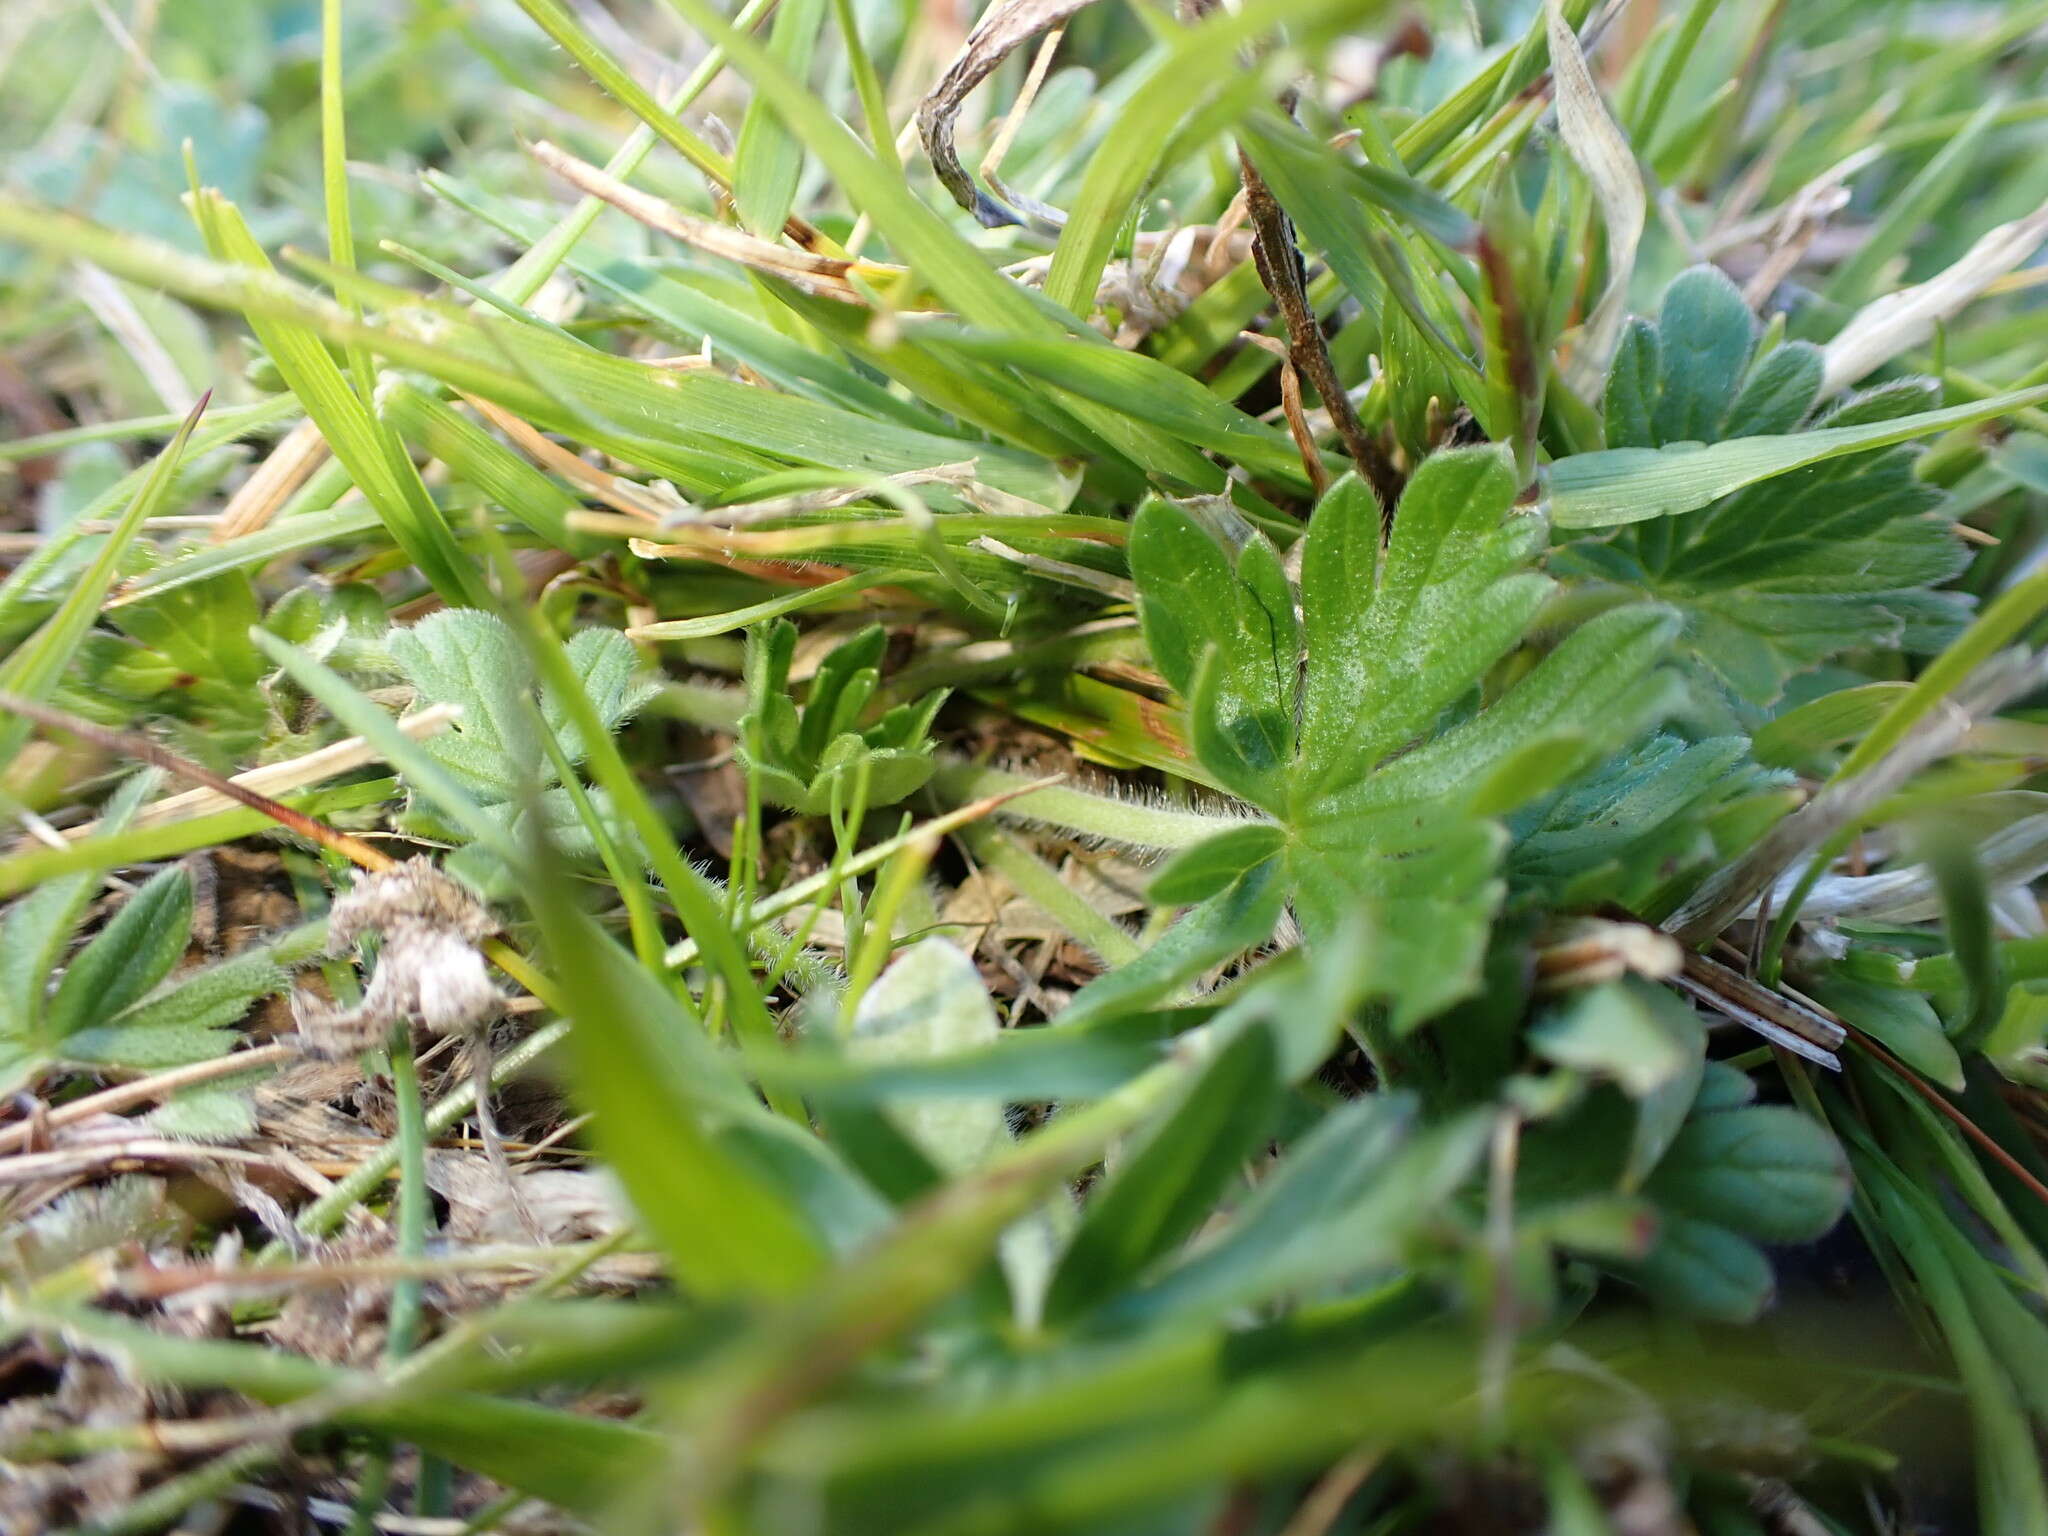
xmin=1548 ymin=0 xmax=1644 ymax=392
xmin=21 ymin=1301 xmax=659 ymax=1512
xmin=186 ymin=189 xmax=487 ymax=607
xmin=1041 ymin=0 xmax=1399 ymax=316
xmin=1054 ymin=861 xmax=1285 ymax=1033
xmin=527 ymin=891 xmax=825 ymax=1297
xmin=780 ymin=1010 xmax=1193 ymax=1105
xmin=0 ymin=396 xmax=208 ymax=765
xmin=1858 ymin=1152 xmax=2048 ymax=1534
xmin=928 ymin=331 xmax=1309 ymax=487
xmin=1043 ymin=1020 xmax=1279 ymax=1324
xmin=381 ymin=381 xmax=584 ymax=549
xmin=1099 ymin=1094 xmax=1419 ymax=1324
xmin=1752 ymin=683 xmax=1908 ymax=767
xmin=733 ymin=0 xmax=827 ymax=236
xmin=1549 ymin=380 xmax=2048 ymax=529
xmin=1810 ymin=976 xmax=1965 ymax=1091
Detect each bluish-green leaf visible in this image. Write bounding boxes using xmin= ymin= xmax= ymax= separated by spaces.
xmin=1647 ymin=1105 xmax=1850 ymax=1244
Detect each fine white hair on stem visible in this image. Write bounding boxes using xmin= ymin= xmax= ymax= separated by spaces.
xmin=929 ymin=758 xmax=1267 ymax=856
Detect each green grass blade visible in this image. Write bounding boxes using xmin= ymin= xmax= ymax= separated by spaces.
xmin=1548 ymin=384 xmax=2048 ymax=527
xmin=509 ymin=0 xmax=739 ymax=193
xmin=0 ymin=393 xmax=207 ymax=765
xmin=185 ymin=189 xmax=487 ymax=606
xmin=733 ymin=0 xmax=827 ymax=236
xmin=522 ymin=871 xmax=827 ymax=1297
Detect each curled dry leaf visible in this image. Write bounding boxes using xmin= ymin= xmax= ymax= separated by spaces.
xmin=1533 ymin=917 xmax=1683 ymax=992
xmin=1822 ymin=199 xmax=2048 ymax=394
xmin=428 ymin=1150 xmax=627 ymax=1245
xmin=917 ymin=0 xmax=1104 ymax=229
xmin=1547 ymin=0 xmax=1644 ymax=396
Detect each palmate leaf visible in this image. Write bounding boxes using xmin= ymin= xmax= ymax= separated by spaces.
xmin=1558 ymin=265 xmax=1974 ymax=711
xmin=387 ymin=610 xmax=654 ymax=803
xmin=1506 ymin=732 xmax=1791 ymax=912
xmin=1132 ymin=448 xmax=1678 ymax=1030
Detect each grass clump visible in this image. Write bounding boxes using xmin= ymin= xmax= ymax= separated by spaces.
xmin=6 ymin=1 xmax=2048 ymax=1531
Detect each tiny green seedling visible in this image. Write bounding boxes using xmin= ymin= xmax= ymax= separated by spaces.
xmin=738 ymin=618 xmax=948 ymax=816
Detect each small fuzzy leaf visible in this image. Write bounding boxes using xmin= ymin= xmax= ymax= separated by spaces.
xmin=1650 ymin=265 xmax=1756 ymax=445
xmin=1300 ymin=447 xmax=1550 ymax=793
xmin=1563 ymin=291 xmax=1991 ymax=707
xmin=62 ymin=1022 xmax=236 ymax=1069
xmin=738 ymin=621 xmax=941 ymax=815
xmin=113 ymin=949 xmax=285 ymax=1034
xmin=1724 ymin=341 xmax=1823 ymax=438
xmin=1692 ymin=1061 xmax=1759 ymax=1113
xmin=1603 ymin=319 xmax=1659 ymax=449
xmin=46 ymin=867 xmax=193 ymax=1041
xmin=109 ymin=573 xmax=265 ymax=689
xmin=847 ymin=938 xmax=1011 ymax=1176
xmin=147 ymin=1084 xmax=259 ymax=1142
xmin=1130 ymin=497 xmax=1278 ymax=705
xmin=0 ymin=871 xmax=95 ymax=1039
xmin=389 ymin=609 xmax=535 ymax=796
xmin=553 ymin=626 xmax=657 ymax=758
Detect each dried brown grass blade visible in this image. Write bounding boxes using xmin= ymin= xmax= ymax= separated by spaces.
xmin=526 ymin=140 xmax=894 ymax=300
xmin=213 ymin=418 xmax=330 ymax=542
xmin=0 ymin=690 xmax=396 ymax=873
